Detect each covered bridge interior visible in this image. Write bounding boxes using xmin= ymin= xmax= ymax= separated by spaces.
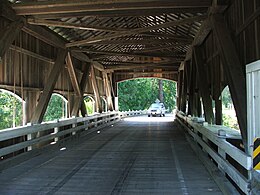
xmin=0 ymin=0 xmax=260 ymax=194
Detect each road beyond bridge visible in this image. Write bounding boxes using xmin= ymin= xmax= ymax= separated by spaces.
xmin=0 ymin=115 xmax=222 ymax=194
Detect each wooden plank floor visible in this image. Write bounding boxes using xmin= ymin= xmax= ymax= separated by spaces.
xmin=0 ymin=115 xmax=222 ymax=195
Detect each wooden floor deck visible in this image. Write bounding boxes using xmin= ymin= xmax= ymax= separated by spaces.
xmin=0 ymin=115 xmax=222 ymax=195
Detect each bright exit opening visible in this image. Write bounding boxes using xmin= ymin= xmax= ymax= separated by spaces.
xmin=118 ymin=78 xmax=176 ymax=113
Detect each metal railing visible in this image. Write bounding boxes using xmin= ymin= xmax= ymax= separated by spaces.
xmin=176 ymin=111 xmax=251 ymax=194
xmin=0 ymin=110 xmax=144 ymax=168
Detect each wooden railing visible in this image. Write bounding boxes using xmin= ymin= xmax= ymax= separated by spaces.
xmin=176 ymin=111 xmax=252 ymax=194
xmin=0 ymin=110 xmax=144 ymax=169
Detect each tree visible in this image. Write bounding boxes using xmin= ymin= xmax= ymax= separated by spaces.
xmin=43 ymin=94 xmax=67 ymax=122
xmin=84 ymin=97 xmax=94 ymax=115
xmin=0 ymin=92 xmax=22 ymax=130
xmin=118 ymin=78 xmax=176 ymax=112
xmin=222 ymin=86 xmax=232 ymax=108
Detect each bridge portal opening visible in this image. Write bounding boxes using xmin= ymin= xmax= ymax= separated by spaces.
xmin=118 ymin=78 xmax=176 ymax=113
xmin=43 ymin=93 xmax=68 ymax=122
xmin=221 ymin=86 xmax=239 ymax=130
xmin=0 ymin=89 xmax=25 ymax=130
xmin=84 ymin=96 xmax=95 ymax=115
xmin=101 ymin=97 xmax=107 ymax=113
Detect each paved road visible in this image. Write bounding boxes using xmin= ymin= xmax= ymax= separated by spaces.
xmin=0 ymin=115 xmax=222 ymax=194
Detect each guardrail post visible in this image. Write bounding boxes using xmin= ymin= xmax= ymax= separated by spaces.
xmin=94 ymin=117 xmax=98 ymax=127
xmin=72 ymin=123 xmax=76 ymax=135
xmin=218 ymin=130 xmax=226 ymax=174
xmin=54 ymin=119 xmax=59 ymax=142
xmin=84 ymin=115 xmax=89 ymax=131
xmin=27 ymin=123 xmax=33 ymax=151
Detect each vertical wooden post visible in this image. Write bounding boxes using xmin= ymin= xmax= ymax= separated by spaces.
xmin=90 ymin=65 xmax=102 ymax=113
xmin=211 ymin=14 xmax=247 ymax=150
xmin=214 ymin=59 xmax=222 ymax=125
xmin=31 ymin=49 xmax=66 ymax=123
xmin=103 ymin=72 xmax=114 ymax=111
xmin=66 ymin=52 xmax=81 ymax=97
xmin=0 ymin=19 xmax=24 ymax=59
xmin=177 ymin=71 xmax=182 ymax=110
xmin=185 ymin=61 xmax=195 ymax=116
xmin=70 ymin=62 xmax=90 ymax=116
xmin=180 ymin=69 xmax=188 ymax=113
xmin=193 ymin=46 xmax=214 ymax=124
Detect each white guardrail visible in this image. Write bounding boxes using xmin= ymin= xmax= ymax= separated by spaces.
xmin=176 ymin=111 xmax=252 ymax=194
xmin=0 ymin=110 xmax=145 ymax=166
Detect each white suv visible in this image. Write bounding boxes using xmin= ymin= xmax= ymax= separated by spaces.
xmin=147 ymin=103 xmax=166 ymax=117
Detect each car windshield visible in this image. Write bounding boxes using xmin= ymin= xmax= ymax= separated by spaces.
xmin=150 ymin=104 xmax=160 ymax=109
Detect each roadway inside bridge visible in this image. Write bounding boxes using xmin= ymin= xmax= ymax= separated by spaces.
xmin=0 ymin=114 xmax=222 ymax=194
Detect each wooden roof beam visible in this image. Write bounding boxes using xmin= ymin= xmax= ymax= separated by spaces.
xmin=72 ymin=48 xmax=183 ymax=59
xmin=114 ymin=70 xmax=178 ymax=75
xmin=13 ymin=0 xmax=211 ymax=15
xmin=104 ymin=64 xmax=179 ymax=71
xmin=65 ymin=52 xmax=82 ymax=97
xmin=33 ymin=7 xmax=209 ymax=19
xmin=27 ymin=18 xmax=121 ymax=32
xmin=70 ymin=51 xmax=104 ymax=71
xmin=78 ymin=38 xmax=191 ymax=45
xmin=66 ymin=15 xmax=207 ymax=47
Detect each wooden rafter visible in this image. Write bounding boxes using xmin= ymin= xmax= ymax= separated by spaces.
xmin=66 ymin=15 xmax=207 ymax=47
xmin=72 ymin=49 xmax=185 ymax=59
xmin=27 ymin=18 xmax=121 ymax=32
xmin=80 ymin=38 xmax=191 ymax=45
xmin=27 ymin=8 xmax=208 ymax=19
xmin=114 ymin=70 xmax=177 ymax=75
xmin=135 ymin=44 xmax=186 ymax=53
xmin=70 ymin=51 xmax=104 ymax=71
xmin=13 ymin=0 xmax=211 ymax=16
xmin=105 ymin=64 xmax=179 ymax=71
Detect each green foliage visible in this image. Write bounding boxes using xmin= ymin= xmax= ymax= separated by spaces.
xmin=0 ymin=92 xmax=23 ymax=130
xmin=162 ymin=79 xmax=176 ymax=112
xmin=223 ymin=113 xmax=239 ymax=130
xmin=222 ymin=86 xmax=232 ymax=108
xmin=221 ymin=86 xmax=239 ymax=130
xmin=43 ymin=95 xmax=66 ymax=122
xmin=118 ymin=78 xmax=176 ymax=112
xmin=84 ymin=97 xmax=94 ymax=115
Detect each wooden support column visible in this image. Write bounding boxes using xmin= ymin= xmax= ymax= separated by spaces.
xmin=185 ymin=61 xmax=195 ymax=116
xmin=211 ymin=14 xmax=247 ymax=150
xmin=190 ymin=65 xmax=200 ymax=117
xmin=180 ymin=69 xmax=187 ymax=113
xmin=0 ymin=19 xmax=24 ymax=59
xmin=71 ymin=63 xmax=91 ymax=116
xmin=31 ymin=49 xmax=66 ymax=123
xmin=193 ymin=46 xmax=214 ymax=124
xmin=108 ymin=72 xmax=115 ymax=106
xmin=90 ymin=65 xmax=102 ymax=113
xmin=66 ymin=52 xmax=81 ymax=97
xmin=24 ymin=91 xmax=39 ymax=124
xmin=103 ymin=72 xmax=114 ymax=111
xmin=214 ymin=59 xmax=222 ymax=125
xmin=177 ymin=71 xmax=182 ymax=110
